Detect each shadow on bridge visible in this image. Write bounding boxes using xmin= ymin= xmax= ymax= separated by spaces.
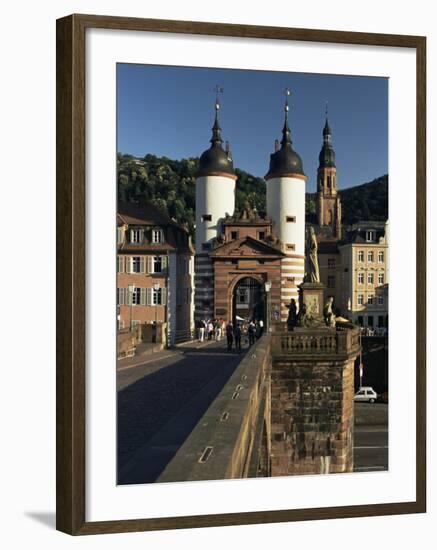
xmin=117 ymin=341 xmax=249 ymax=485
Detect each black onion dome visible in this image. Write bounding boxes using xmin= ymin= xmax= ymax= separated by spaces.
xmin=318 ymin=118 xmax=336 ymax=168
xmin=265 ymin=115 xmax=305 ymax=179
xmin=196 ymin=113 xmax=235 ymax=178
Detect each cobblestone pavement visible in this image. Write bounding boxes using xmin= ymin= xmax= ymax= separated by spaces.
xmin=117 ymin=338 xmax=248 ymax=483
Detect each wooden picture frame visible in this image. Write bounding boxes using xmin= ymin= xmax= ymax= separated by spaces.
xmin=56 ymin=13 xmax=426 ymax=535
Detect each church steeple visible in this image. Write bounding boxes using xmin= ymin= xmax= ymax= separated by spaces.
xmin=316 ymin=105 xmax=341 ymax=238
xmin=319 ymin=104 xmax=336 ymax=169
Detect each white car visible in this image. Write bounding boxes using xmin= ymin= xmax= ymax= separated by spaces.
xmin=354 ymin=386 xmax=377 ymax=403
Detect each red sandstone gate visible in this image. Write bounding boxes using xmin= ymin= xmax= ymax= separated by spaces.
xmin=232 ymin=277 xmax=265 ymax=325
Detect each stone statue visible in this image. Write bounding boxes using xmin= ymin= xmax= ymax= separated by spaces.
xmin=296 ymin=302 xmax=308 ymax=327
xmin=305 ymin=226 xmax=320 ymax=283
xmin=323 ymin=296 xmax=336 ymax=327
xmin=286 ymin=298 xmax=297 ymax=331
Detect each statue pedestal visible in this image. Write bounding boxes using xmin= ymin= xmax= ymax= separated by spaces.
xmin=298 ymin=281 xmax=325 ymax=319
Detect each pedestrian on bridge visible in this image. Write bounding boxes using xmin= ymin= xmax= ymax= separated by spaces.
xmin=234 ymin=323 xmax=242 ymax=353
xmin=248 ymin=321 xmax=255 ymax=346
xmin=226 ymin=321 xmax=234 ymax=351
xmin=198 ymin=319 xmax=206 ymax=342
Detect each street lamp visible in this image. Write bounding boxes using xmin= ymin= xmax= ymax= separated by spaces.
xmin=264 ymin=281 xmax=272 ymax=333
xmin=153 ymin=283 xmax=161 ymax=321
xmin=153 ymin=282 xmax=161 ymax=343
xmin=128 ymin=283 xmax=135 ymax=332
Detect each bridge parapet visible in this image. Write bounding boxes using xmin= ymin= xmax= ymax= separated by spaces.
xmin=157 ymin=334 xmax=272 ymax=483
xmin=271 ymin=325 xmax=360 ymax=360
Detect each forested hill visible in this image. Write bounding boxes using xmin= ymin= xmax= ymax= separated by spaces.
xmin=117 ymin=153 xmax=388 ymax=235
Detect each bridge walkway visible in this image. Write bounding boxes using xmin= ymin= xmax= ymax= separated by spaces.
xmin=117 ymin=338 xmax=249 ymax=484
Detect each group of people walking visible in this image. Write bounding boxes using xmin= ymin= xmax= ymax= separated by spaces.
xmin=197 ymin=317 xmax=264 ymax=353
xmin=197 ymin=318 xmax=226 ymax=343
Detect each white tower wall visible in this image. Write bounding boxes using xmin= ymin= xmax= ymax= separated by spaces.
xmin=194 ymin=174 xmax=235 ymax=322
xmin=266 ymin=176 xmax=306 ymax=320
xmin=195 ymin=175 xmax=236 ymax=253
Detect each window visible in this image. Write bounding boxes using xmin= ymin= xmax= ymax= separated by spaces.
xmin=367 ymin=294 xmax=374 ymax=305
xmin=378 ymin=295 xmax=384 ymax=305
xmin=132 ymin=256 xmax=142 ymax=273
xmin=368 ymin=273 xmax=374 ymax=284
xmin=238 ymin=288 xmax=249 ymax=304
xmin=368 ymin=251 xmax=374 ymax=262
xmin=328 ymin=275 xmax=335 ymax=288
xmin=358 ymin=272 xmax=364 ymax=284
xmin=152 ymin=287 xmax=167 ymax=305
xmin=378 ymin=251 xmax=385 ymax=262
xmin=286 ymin=243 xmax=295 ymax=251
xmin=378 ymin=272 xmax=384 ymax=285
xmin=132 ymin=287 xmax=141 ymax=305
xmin=358 ymin=250 xmax=364 ymax=262
xmin=152 ymin=288 xmax=162 ymax=306
xmin=286 ymin=216 xmax=296 ymax=223
xmin=366 ymin=230 xmax=375 ymax=242
xmin=328 ymin=258 xmax=336 ymax=269
xmin=367 ymin=315 xmax=374 ymax=327
xmin=153 ymin=256 xmax=162 ymax=273
xmin=231 ymin=231 xmax=238 ymax=240
xmin=130 ymin=228 xmax=143 ymax=244
xmin=358 ymin=316 xmax=364 ymax=326
xmin=259 ymin=231 xmax=265 ymax=240
xmin=152 ymin=228 xmax=164 ymax=244
xmin=117 ymin=227 xmax=124 ymax=245
xmin=357 ymin=294 xmax=364 ymax=305
xmin=201 ymin=214 xmax=212 ymax=222
xmin=378 ymin=315 xmax=384 ymax=327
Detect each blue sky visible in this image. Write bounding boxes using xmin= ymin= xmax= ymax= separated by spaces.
xmin=117 ymin=64 xmax=388 ymax=192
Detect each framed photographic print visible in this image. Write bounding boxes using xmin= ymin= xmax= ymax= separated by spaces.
xmin=56 ymin=14 xmax=426 ymax=535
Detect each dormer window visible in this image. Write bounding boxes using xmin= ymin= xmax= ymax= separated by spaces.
xmin=231 ymin=231 xmax=238 ymax=240
xmin=366 ymin=230 xmax=375 ymax=242
xmin=152 ymin=228 xmax=164 ymax=244
xmin=130 ymin=228 xmax=143 ymax=244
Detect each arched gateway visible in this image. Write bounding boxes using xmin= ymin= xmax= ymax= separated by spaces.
xmin=232 ymin=277 xmax=265 ymax=325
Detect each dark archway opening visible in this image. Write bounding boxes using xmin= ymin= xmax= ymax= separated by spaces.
xmin=232 ymin=277 xmax=265 ymax=326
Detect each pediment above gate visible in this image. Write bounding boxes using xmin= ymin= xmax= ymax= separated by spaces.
xmin=210 ymin=236 xmax=285 ymax=258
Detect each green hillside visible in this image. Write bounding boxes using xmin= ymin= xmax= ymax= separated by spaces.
xmin=117 ymin=153 xmax=388 ymax=235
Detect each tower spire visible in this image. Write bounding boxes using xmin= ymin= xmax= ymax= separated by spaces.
xmin=281 ymin=88 xmax=292 ymax=147
xmin=211 ymin=85 xmax=224 ymax=145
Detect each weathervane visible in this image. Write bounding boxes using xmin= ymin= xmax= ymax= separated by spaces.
xmin=284 ymin=87 xmax=292 ymax=114
xmin=214 ymin=85 xmax=224 ymax=111
xmin=325 ymin=100 xmax=329 ymax=118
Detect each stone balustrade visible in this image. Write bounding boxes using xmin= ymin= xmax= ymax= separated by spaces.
xmin=271 ymin=325 xmax=360 ymax=359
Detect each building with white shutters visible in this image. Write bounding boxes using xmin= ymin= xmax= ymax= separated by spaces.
xmin=117 ymin=201 xmax=194 ymax=344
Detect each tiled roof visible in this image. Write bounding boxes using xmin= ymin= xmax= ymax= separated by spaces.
xmin=117 ymin=201 xmax=184 ymax=229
